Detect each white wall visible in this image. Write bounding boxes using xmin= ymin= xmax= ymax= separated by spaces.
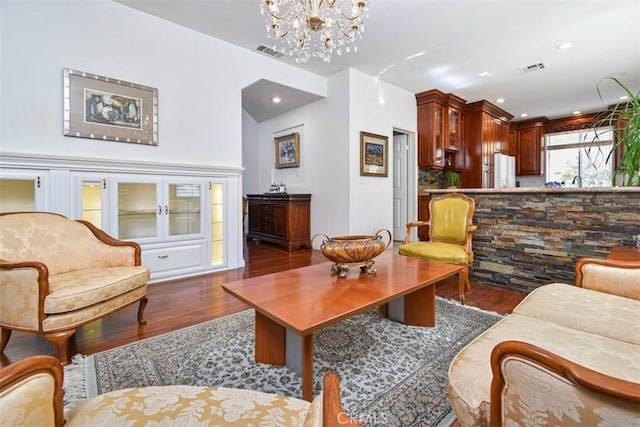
xmin=246 ymin=69 xmax=416 ymax=242
xmin=247 ymin=70 xmax=351 ymax=240
xmin=348 ymin=69 xmax=417 ymax=235
xmin=0 ymin=0 xmax=325 ymax=168
xmin=2 ymin=1 xmax=417 ymax=253
xmin=1 ymin=0 xmax=327 ymax=266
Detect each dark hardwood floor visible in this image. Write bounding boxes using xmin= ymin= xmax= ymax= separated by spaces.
xmin=0 ymin=240 xmax=526 ymax=367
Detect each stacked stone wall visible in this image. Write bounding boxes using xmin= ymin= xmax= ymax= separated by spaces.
xmin=465 ymin=190 xmax=640 ymax=293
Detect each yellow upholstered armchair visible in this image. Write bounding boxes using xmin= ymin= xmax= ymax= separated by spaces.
xmin=0 ymin=212 xmax=150 ymax=365
xmin=0 ymin=355 xmax=361 ymax=427
xmin=399 ymin=193 xmax=477 ymax=303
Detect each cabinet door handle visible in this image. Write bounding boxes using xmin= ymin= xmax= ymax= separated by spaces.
xmin=164 ymin=205 xmax=168 ymax=215
xmin=157 ymin=255 xmax=169 ymax=259
xmin=158 ymin=205 xmax=162 ymax=214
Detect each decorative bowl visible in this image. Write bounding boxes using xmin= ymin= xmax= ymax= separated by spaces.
xmin=312 ymin=229 xmax=392 ymax=277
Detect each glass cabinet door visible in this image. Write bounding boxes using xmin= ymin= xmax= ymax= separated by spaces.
xmin=117 ymin=181 xmax=159 ymax=240
xmin=73 ymin=175 xmax=108 ymax=230
xmin=0 ymin=171 xmax=45 ymax=212
xmin=210 ymin=181 xmax=224 ymax=266
xmin=434 ymin=104 xmax=445 ymax=167
xmin=448 ymin=108 xmax=462 ymax=151
xmin=167 ymin=182 xmax=202 ymax=237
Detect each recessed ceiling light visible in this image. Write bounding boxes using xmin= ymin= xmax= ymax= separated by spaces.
xmin=556 ymin=42 xmax=573 ymax=50
xmin=479 ymin=71 xmax=491 ymax=77
xmin=520 ymin=113 xmax=528 ymax=118
xmin=271 ymin=97 xmax=281 ymax=104
xmin=573 ymin=111 xmax=581 ymax=115
xmin=406 ymin=51 xmax=426 ymax=60
xmin=496 ymin=98 xmax=505 ymax=104
xmin=619 ymin=95 xmax=630 ymax=100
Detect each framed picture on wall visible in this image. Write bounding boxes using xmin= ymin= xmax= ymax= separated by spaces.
xmin=63 ymin=68 xmax=158 ymax=145
xmin=360 ymin=131 xmax=388 ymax=177
xmin=274 ymin=132 xmax=300 ymax=168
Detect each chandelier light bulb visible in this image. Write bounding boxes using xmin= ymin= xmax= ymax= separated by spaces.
xmin=261 ymin=0 xmax=368 ymax=63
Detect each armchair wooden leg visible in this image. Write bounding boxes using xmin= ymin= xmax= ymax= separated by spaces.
xmin=45 ymin=329 xmax=76 ymax=366
xmin=0 ymin=327 xmax=12 ymax=353
xmin=137 ymin=296 xmax=148 ymax=325
xmin=458 ymin=269 xmax=467 ymax=305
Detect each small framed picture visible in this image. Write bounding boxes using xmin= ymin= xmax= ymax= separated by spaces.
xmin=63 ymin=68 xmax=158 ymax=145
xmin=274 ymin=132 xmax=300 ymax=169
xmin=360 ymin=131 xmax=388 ymax=177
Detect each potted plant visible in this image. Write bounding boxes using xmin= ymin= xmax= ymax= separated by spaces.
xmin=445 ymin=171 xmax=461 ymax=189
xmin=591 ymin=77 xmax=639 ymax=186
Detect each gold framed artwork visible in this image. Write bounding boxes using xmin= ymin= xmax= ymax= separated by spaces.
xmin=360 ymin=131 xmax=388 ymax=177
xmin=274 ymin=132 xmax=300 ymax=168
xmin=63 ymin=68 xmax=158 ymax=145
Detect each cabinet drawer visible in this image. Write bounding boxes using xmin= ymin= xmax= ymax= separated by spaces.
xmin=142 ymin=243 xmax=205 ymax=274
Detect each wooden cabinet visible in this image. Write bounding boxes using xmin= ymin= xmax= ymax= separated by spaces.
xmin=416 ymin=89 xmax=466 ymax=170
xmin=247 ymin=193 xmax=311 ymax=251
xmin=511 ymin=119 xmax=546 ymax=176
xmin=462 ymin=100 xmax=513 ymax=188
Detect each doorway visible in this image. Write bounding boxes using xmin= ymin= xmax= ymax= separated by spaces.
xmin=392 ymin=129 xmax=415 ymax=242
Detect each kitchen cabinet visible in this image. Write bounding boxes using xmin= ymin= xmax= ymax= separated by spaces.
xmin=416 ymin=89 xmax=466 ymax=170
xmin=462 ymin=100 xmax=513 ymax=188
xmin=247 ymin=193 xmax=311 ymax=251
xmin=511 ymin=119 xmax=546 ymax=176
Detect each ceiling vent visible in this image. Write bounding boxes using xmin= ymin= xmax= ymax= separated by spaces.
xmin=518 ymin=62 xmax=546 ymax=74
xmin=257 ymin=45 xmax=284 ymax=58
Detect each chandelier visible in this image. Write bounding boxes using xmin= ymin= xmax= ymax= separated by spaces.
xmin=260 ymin=0 xmax=369 ymax=63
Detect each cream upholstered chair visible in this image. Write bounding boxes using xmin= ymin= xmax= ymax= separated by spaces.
xmin=575 ymin=257 xmax=640 ymax=300
xmin=0 ymin=355 xmax=361 ymax=427
xmin=490 ymin=340 xmax=640 ymax=427
xmin=399 ymin=193 xmax=477 ymax=304
xmin=0 ymin=212 xmax=149 ymax=365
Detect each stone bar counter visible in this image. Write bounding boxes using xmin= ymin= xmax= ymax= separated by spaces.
xmin=420 ymin=187 xmax=640 ymax=293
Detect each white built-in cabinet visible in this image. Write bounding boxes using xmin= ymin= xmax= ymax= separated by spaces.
xmin=1 ymin=154 xmax=243 ymax=283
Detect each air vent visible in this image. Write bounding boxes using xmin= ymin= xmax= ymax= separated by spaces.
xmin=518 ymin=62 xmax=545 ymax=74
xmin=257 ymin=45 xmax=284 ymax=58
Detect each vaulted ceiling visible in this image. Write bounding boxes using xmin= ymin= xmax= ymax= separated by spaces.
xmin=116 ymin=0 xmax=640 ymax=123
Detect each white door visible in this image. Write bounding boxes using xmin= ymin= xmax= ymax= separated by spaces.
xmin=392 ymin=133 xmax=409 ymax=241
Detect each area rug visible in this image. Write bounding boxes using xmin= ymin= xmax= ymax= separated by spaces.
xmin=65 ymin=298 xmax=501 ymax=426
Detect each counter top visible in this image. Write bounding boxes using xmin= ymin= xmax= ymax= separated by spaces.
xmin=419 ymin=186 xmax=640 ymax=194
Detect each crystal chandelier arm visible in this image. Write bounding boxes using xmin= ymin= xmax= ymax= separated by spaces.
xmin=263 ymin=0 xmax=296 ymax=21
xmin=325 ymin=0 xmax=367 ymax=21
xmin=277 ymin=11 xmax=305 ymax=39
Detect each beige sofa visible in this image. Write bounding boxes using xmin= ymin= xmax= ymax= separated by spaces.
xmin=448 ymin=257 xmax=640 ymax=426
xmin=0 ymin=355 xmax=360 ymax=426
xmin=0 ymin=212 xmax=150 ymax=365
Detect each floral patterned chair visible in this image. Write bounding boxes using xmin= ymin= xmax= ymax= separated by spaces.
xmin=0 ymin=212 xmax=150 ymax=365
xmin=448 ymin=257 xmax=640 ymax=426
xmin=0 ymin=355 xmax=360 ymax=427
xmin=489 ymin=340 xmax=640 ymax=427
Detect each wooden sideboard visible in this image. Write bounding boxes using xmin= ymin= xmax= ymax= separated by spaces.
xmin=246 ymin=193 xmax=311 ymax=251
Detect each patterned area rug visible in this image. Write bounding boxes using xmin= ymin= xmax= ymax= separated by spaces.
xmin=66 ymin=298 xmax=501 ymax=426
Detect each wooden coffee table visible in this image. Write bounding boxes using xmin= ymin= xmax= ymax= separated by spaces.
xmin=221 ymin=251 xmax=463 ymax=401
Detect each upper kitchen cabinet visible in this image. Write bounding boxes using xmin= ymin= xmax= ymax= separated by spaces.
xmin=462 ymin=100 xmax=513 ymax=188
xmin=416 ymin=89 xmax=466 ymax=170
xmin=512 ymin=119 xmax=547 ymax=176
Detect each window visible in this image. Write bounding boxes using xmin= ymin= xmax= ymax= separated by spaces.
xmin=545 ymin=128 xmax=613 ymax=187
